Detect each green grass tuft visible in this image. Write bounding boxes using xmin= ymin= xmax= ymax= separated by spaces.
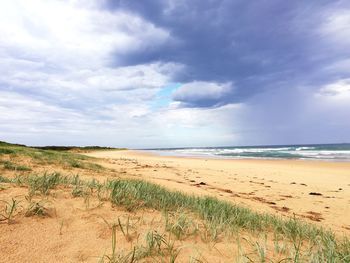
xmin=0 ymin=198 xmax=21 ymax=224
xmin=0 ymin=148 xmax=16 ymax=154
xmin=27 ymin=172 xmax=62 ymax=195
xmin=0 ymin=175 xmax=11 ymax=183
xmin=1 ymin=161 xmax=31 ymax=171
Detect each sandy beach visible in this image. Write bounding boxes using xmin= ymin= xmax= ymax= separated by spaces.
xmin=3 ymin=1 xmax=350 ymax=261
xmin=2 ymin=143 xmax=350 ymax=262
xmin=87 ymin=150 xmax=350 ymax=234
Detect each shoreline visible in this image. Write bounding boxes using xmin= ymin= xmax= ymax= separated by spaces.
xmin=86 ymin=150 xmax=350 ymax=234
xmin=135 ymin=144 xmax=350 ymax=162
xmin=134 ymin=149 xmax=350 ymax=162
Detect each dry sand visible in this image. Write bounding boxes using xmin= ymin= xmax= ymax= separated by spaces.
xmin=87 ymin=150 xmax=350 ymax=234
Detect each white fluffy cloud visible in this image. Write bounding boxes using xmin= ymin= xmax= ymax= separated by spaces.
xmin=0 ymin=0 xmax=177 ymax=100
xmin=0 ymin=0 xmax=243 ymax=147
xmin=0 ymin=89 xmax=242 ymax=147
xmin=172 ymin=81 xmax=234 ymax=107
xmin=317 ymin=79 xmax=350 ymax=101
xmin=0 ymin=0 xmax=170 ymax=67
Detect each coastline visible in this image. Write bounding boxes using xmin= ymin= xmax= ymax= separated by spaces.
xmin=137 ymin=148 xmax=350 ymax=162
xmin=87 ymin=149 xmax=350 ymax=234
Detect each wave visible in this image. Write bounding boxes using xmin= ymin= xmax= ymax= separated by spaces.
xmin=217 ymin=151 xmax=304 ymax=159
xmin=148 ymin=143 xmax=350 ymax=161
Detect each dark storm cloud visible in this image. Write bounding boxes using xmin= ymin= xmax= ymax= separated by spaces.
xmin=104 ymin=0 xmax=350 ymax=107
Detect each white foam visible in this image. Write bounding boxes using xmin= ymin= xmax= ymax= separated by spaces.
xmin=153 ymin=146 xmax=350 ymax=161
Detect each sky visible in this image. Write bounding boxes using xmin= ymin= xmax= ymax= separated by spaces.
xmin=0 ymin=0 xmax=350 ymax=148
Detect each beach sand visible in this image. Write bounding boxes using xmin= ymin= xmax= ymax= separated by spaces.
xmin=87 ymin=150 xmax=350 ymax=234
xmin=2 ymin=148 xmax=350 ymax=262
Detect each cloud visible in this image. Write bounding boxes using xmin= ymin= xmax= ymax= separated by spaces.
xmin=86 ymin=63 xmax=183 ymax=92
xmin=172 ymin=81 xmax=234 ymax=107
xmin=234 ymin=78 xmax=350 ymax=145
xmin=0 ymin=0 xmax=170 ymax=66
xmin=0 ymin=0 xmax=183 ymax=110
xmin=0 ymin=89 xmax=243 ymax=148
xmin=0 ymin=0 xmax=188 ymax=146
xmin=320 ymin=9 xmax=350 ymax=47
xmin=0 ymin=91 xmax=85 ymax=134
xmin=0 ymin=0 xmax=240 ymax=148
xmin=146 ymin=103 xmax=244 ymax=147
xmin=317 ymin=79 xmax=350 ymax=101
xmin=105 ymin=1 xmax=350 ymax=104
xmin=0 ymin=0 xmax=174 ymax=80
xmin=1 ymin=0 xmax=350 ymax=147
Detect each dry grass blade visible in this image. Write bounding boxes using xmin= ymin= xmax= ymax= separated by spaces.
xmin=0 ymin=198 xmax=21 ymax=224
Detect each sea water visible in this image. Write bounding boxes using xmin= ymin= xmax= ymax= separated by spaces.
xmin=145 ymin=144 xmax=350 ymax=161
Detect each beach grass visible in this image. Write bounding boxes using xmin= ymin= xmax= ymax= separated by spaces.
xmin=0 ymin=160 xmax=31 ymax=171
xmin=0 ymin=141 xmax=103 ymax=171
xmin=1 ymin=172 xmax=349 ymax=262
xmin=0 ymin=197 xmax=21 ymax=224
xmin=108 ymin=179 xmax=350 ymax=262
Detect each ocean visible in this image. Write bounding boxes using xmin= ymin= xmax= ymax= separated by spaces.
xmin=145 ymin=143 xmax=350 ymax=161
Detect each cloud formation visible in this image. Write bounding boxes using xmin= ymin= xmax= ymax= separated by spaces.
xmin=172 ymin=82 xmax=234 ymax=107
xmin=0 ymin=0 xmax=349 ymax=147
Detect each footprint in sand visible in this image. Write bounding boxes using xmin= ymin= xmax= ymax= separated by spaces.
xmin=271 ymin=206 xmax=290 ymax=213
xmin=309 ymin=192 xmax=322 ymax=196
xmin=304 ymin=211 xmax=324 ymax=222
xmin=194 ymin=182 xmax=207 ymax=186
xmin=280 ymin=195 xmax=293 ymax=198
